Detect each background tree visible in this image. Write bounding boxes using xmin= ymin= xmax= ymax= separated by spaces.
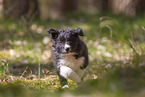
xmin=58 ymin=0 xmax=77 ymax=15
xmin=3 ymin=0 xmax=39 ymax=19
xmin=77 ymin=0 xmax=108 ymax=14
xmin=2 ymin=0 xmax=145 ymax=19
xmin=38 ymin=0 xmax=77 ymax=20
xmin=108 ymin=0 xmax=144 ymax=17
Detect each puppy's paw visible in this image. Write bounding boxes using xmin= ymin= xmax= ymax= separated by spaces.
xmin=62 ymin=85 xmax=69 ymax=89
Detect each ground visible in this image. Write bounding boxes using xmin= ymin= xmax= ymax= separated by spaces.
xmin=0 ymin=13 xmax=145 ymax=97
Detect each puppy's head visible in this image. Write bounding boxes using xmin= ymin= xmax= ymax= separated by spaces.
xmin=48 ymin=27 xmax=84 ymax=54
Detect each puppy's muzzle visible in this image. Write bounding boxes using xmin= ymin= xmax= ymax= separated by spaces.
xmin=64 ymin=44 xmax=71 ymax=52
xmin=65 ymin=47 xmax=70 ymax=52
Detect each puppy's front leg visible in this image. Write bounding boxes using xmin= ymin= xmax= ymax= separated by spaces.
xmin=56 ymin=68 xmax=69 ymax=88
xmin=60 ymin=66 xmax=81 ymax=83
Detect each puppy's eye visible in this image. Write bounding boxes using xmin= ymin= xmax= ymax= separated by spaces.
xmin=70 ymin=41 xmax=74 ymax=44
xmin=59 ymin=41 xmax=63 ymax=44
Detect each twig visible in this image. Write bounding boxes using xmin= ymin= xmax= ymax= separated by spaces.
xmin=38 ymin=62 xmax=41 ymax=79
xmin=125 ymin=32 xmax=139 ymax=56
xmin=141 ymin=26 xmax=145 ymax=31
xmin=20 ymin=66 xmax=32 ymax=79
xmin=20 ymin=11 xmax=38 ymax=40
xmin=130 ymin=32 xmax=139 ymax=55
xmin=105 ymin=25 xmax=113 ymax=40
xmin=99 ymin=16 xmax=111 ymax=21
xmin=20 ymin=66 xmax=28 ymax=79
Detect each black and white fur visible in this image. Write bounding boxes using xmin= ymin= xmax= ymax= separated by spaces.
xmin=48 ymin=27 xmax=88 ymax=88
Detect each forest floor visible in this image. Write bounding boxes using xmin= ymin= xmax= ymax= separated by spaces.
xmin=0 ymin=13 xmax=145 ymax=97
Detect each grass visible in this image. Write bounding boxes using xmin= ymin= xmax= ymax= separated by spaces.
xmin=0 ymin=13 xmax=145 ymax=97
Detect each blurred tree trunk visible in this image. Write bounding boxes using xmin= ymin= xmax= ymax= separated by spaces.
xmin=3 ymin=0 xmax=39 ymax=19
xmin=38 ymin=0 xmax=78 ymax=20
xmin=78 ymin=0 xmax=108 ymax=14
xmin=108 ymin=0 xmax=140 ymax=17
xmin=38 ymin=0 xmax=54 ymax=20
xmin=136 ymin=0 xmax=145 ymax=13
xmin=0 ymin=0 xmax=3 ymax=19
xmin=57 ymin=0 xmax=78 ymax=15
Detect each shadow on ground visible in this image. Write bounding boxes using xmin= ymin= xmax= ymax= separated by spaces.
xmin=9 ymin=61 xmax=55 ymax=76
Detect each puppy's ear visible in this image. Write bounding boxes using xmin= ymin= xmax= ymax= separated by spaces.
xmin=48 ymin=28 xmax=59 ymax=39
xmin=74 ymin=28 xmax=84 ymax=36
xmin=59 ymin=29 xmax=64 ymax=33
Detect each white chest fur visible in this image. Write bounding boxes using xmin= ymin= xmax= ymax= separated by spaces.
xmin=59 ymin=54 xmax=85 ymax=82
xmin=59 ymin=55 xmax=84 ymax=71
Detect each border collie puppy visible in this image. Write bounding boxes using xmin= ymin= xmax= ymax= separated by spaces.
xmin=48 ymin=27 xmax=88 ymax=88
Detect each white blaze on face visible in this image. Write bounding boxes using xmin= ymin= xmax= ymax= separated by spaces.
xmin=64 ymin=43 xmax=70 ymax=50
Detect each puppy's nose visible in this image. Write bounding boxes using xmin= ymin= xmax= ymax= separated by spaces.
xmin=66 ymin=47 xmax=70 ymax=52
xmin=64 ymin=44 xmax=70 ymax=52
